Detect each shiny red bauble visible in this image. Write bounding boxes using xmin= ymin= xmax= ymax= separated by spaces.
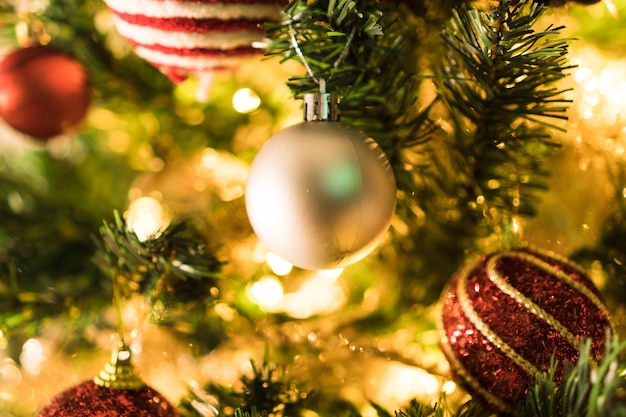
xmin=439 ymin=247 xmax=613 ymax=414
xmin=0 ymin=46 xmax=91 ymax=139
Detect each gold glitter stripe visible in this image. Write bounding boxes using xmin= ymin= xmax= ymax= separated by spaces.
xmin=438 ymin=324 xmax=514 ymax=414
xmin=487 ymin=252 xmax=582 ymax=351
xmin=457 ymin=264 xmax=541 ymax=377
xmin=436 ymin=263 xmax=514 ymax=415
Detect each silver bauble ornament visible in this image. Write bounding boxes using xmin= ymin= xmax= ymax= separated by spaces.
xmin=245 ymin=93 xmax=396 ymax=270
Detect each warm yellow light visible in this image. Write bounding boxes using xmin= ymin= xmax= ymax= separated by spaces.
xmin=442 ymin=380 xmax=457 ymax=394
xmin=318 ymin=267 xmax=344 ymax=279
xmin=577 ymin=101 xmax=594 ymax=120
xmin=266 ymin=252 xmax=293 ymax=276
xmin=19 ymin=339 xmax=46 ymax=376
xmin=1 ymin=359 xmax=22 ymax=386
xmin=569 ymin=50 xmax=626 ymax=165
xmin=252 ymin=242 xmax=268 ymax=264
xmin=282 ymin=273 xmax=346 ymax=319
xmin=575 ymin=67 xmax=593 ymax=85
xmin=367 ymin=362 xmax=442 ymax=407
xmin=196 ymin=73 xmax=215 ymax=103
xmin=604 ymin=0 xmax=618 ymax=18
xmin=511 ymin=216 xmax=522 ymax=234
xmin=214 ymin=303 xmax=235 ymax=321
xmin=126 ymin=197 xmax=171 ymax=242
xmin=248 ymin=276 xmax=284 ymax=311
xmin=196 ymin=148 xmax=247 ymax=201
xmin=233 ymin=88 xmax=261 ymax=114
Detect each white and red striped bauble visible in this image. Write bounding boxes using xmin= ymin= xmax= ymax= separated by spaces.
xmin=439 ymin=247 xmax=613 ymax=414
xmin=104 ymin=0 xmax=285 ymax=83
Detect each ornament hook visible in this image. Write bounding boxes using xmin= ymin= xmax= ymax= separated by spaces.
xmin=94 ymin=342 xmax=144 ymax=390
xmin=303 ymin=91 xmax=339 ymax=122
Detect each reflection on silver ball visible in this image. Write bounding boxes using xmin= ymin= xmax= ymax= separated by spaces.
xmin=245 ymin=121 xmax=396 ymax=270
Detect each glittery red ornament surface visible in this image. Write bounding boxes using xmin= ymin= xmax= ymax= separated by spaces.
xmin=36 ymin=380 xmax=179 ymax=417
xmin=0 ymin=46 xmax=90 ymax=139
xmin=439 ymin=247 xmax=612 ymax=414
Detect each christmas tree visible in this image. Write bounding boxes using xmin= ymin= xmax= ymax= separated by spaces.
xmin=1 ymin=0 xmax=626 ymax=416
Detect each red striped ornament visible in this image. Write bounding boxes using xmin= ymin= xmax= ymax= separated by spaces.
xmin=104 ymin=0 xmax=285 ymax=84
xmin=439 ymin=247 xmax=613 ymax=414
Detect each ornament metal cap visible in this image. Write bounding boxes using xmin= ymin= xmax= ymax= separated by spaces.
xmin=303 ymin=92 xmax=339 ymax=122
xmin=94 ymin=342 xmax=144 ymax=390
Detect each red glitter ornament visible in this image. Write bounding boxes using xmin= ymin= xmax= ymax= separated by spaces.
xmin=0 ymin=46 xmax=91 ymax=140
xmin=36 ymin=380 xmax=178 ymax=417
xmin=36 ymin=343 xmax=179 ymax=417
xmin=439 ymin=247 xmax=613 ymax=414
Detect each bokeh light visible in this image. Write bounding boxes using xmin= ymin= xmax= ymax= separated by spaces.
xmin=126 ymin=196 xmax=171 ymax=242
xmin=232 ymin=88 xmax=261 ymax=114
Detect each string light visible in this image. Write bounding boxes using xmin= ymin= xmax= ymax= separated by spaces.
xmin=366 ymin=361 xmax=443 ymax=407
xmin=1 ymin=359 xmax=22 ymax=386
xmin=281 ymin=272 xmax=346 ymax=319
xmin=196 ymin=148 xmax=247 ymax=201
xmin=247 ymin=270 xmax=346 ymax=318
xmin=266 ymin=252 xmax=293 ymax=276
xmin=565 ymin=47 xmax=626 ymax=213
xmin=247 ymin=243 xmax=348 ymax=316
xmin=252 ymin=242 xmax=269 ymax=264
xmin=19 ymin=339 xmax=46 ymax=376
xmin=247 ymin=276 xmax=284 ymax=312
xmin=569 ymin=49 xmax=626 ymax=152
xmin=318 ymin=267 xmax=344 ymax=279
xmin=232 ymin=88 xmax=261 ymax=114
xmin=125 ymin=196 xmax=171 ymax=242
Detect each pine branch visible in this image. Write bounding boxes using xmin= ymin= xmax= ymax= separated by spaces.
xmin=517 ymin=336 xmax=626 ymax=417
xmin=93 ymin=211 xmax=223 ymax=323
xmin=264 ymin=0 xmax=385 ymax=93
xmin=39 ymin=0 xmax=174 ymax=105
xmin=436 ymin=0 xmax=573 ymax=219
xmin=264 ymin=0 xmax=437 ymax=193
xmin=238 ymin=359 xmax=310 ymax=416
xmin=0 ymin=151 xmax=121 ymax=349
xmin=386 ymin=398 xmax=492 ymax=417
xmin=181 ymin=354 xmax=310 ymax=417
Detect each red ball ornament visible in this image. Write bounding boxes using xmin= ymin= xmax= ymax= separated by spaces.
xmin=0 ymin=46 xmax=91 ymax=140
xmin=36 ymin=380 xmax=179 ymax=417
xmin=103 ymin=0 xmax=286 ymax=83
xmin=36 ymin=343 xmax=178 ymax=417
xmin=439 ymin=247 xmax=613 ymax=414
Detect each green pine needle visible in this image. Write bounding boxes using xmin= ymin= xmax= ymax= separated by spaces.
xmin=264 ymin=0 xmax=385 ymax=93
xmin=436 ymin=0 xmax=573 ymax=219
xmin=238 ymin=358 xmax=310 ymax=417
xmin=518 ymin=336 xmax=626 ymax=417
xmin=93 ymin=211 xmax=223 ymax=315
xmin=182 ymin=353 xmax=310 ymax=417
xmin=264 ymin=0 xmax=436 ymax=190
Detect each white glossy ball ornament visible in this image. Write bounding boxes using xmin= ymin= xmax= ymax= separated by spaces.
xmin=245 ymin=93 xmax=396 ymax=270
